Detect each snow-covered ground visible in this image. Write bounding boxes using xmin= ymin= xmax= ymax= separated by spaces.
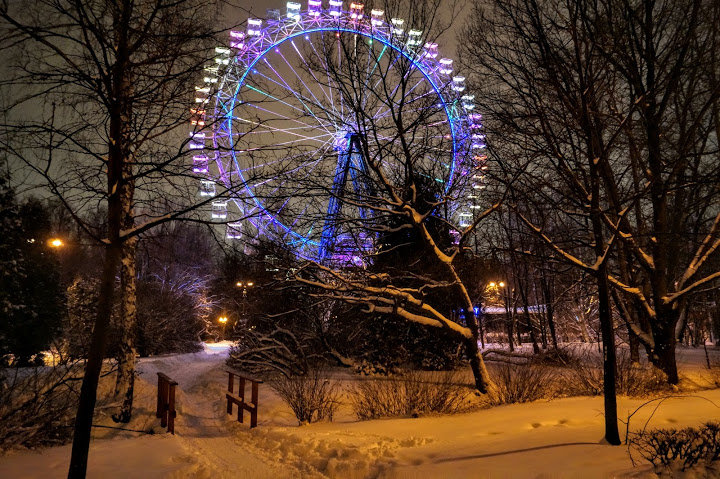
xmin=2 ymin=343 xmax=720 ymax=478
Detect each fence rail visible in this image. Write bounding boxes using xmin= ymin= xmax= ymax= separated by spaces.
xmin=225 ymin=369 xmax=262 ymax=428
xmin=156 ymin=372 xmax=178 ymax=434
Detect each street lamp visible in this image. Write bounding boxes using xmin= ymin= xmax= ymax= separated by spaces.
xmin=235 ymin=280 xmax=254 ymax=298
xmin=48 ymin=238 xmax=64 ymax=248
xmin=218 ymin=315 xmax=228 ymax=340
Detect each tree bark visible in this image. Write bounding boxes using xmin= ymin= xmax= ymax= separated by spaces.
xmin=113 ymin=235 xmax=138 ymax=423
xmin=597 ymin=265 xmax=621 ymax=445
xmin=465 ymin=337 xmax=495 ymax=395
xmin=67 ymin=242 xmax=122 ymax=478
xmin=650 ymin=319 xmax=680 ymax=384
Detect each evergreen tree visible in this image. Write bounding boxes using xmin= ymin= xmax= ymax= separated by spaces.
xmin=0 ymin=176 xmax=63 ymax=365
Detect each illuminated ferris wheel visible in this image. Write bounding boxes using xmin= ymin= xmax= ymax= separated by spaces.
xmin=189 ymin=1 xmax=487 ymax=262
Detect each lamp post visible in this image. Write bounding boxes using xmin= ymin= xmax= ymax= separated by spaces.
xmin=234 ymin=281 xmax=255 ymax=336
xmin=218 ymin=315 xmax=228 ymax=341
xmin=480 ymin=280 xmax=507 ymax=348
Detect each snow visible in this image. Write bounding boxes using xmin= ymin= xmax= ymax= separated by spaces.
xmin=1 ymin=343 xmax=720 ymax=478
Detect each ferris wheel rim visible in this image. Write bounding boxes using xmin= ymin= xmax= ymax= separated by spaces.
xmin=219 ymin=31 xmax=461 ymax=248
xmin=197 ymin=6 xmax=485 ymax=256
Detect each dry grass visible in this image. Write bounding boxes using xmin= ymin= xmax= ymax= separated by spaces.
xmin=268 ymin=369 xmax=341 ymax=424
xmin=489 ymin=363 xmax=553 ymax=405
xmin=348 ymin=370 xmax=472 ymax=420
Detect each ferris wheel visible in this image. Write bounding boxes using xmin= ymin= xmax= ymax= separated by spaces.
xmin=190 ymin=1 xmax=487 ymax=262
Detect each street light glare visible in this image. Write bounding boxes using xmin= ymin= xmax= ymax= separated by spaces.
xmin=235 ymin=281 xmax=243 ymax=287
xmin=49 ymin=238 xmax=64 ymax=248
xmin=218 ymin=316 xmax=228 ymax=324
xmin=499 ymin=282 xmax=505 ymax=288
xmin=247 ymin=282 xmax=254 ymax=287
xmin=488 ymin=282 xmax=496 ymax=288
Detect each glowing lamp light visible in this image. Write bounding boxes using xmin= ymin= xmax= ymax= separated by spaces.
xmin=247 ymin=18 xmax=262 ymax=37
xmin=499 ymin=282 xmax=506 ymax=288
xmin=308 ymin=0 xmax=321 ymax=17
xmin=391 ymin=18 xmax=404 ymax=35
xmin=218 ymin=316 xmax=228 ymax=324
xmin=49 ymin=238 xmax=64 ymax=248
xmin=350 ymin=2 xmax=364 ymax=20
xmin=424 ymin=42 xmax=438 ymax=58
xmin=439 ymin=58 xmax=453 ymax=75
xmin=452 ymin=76 xmax=466 ymax=92
xmin=407 ymin=29 xmax=422 ymax=47
xmin=489 ymin=282 xmax=496 ymax=288
xmin=370 ymin=9 xmax=384 ymax=26
xmin=287 ymin=2 xmax=301 ymax=21
xmin=226 ymin=222 xmax=243 ymax=239
xmin=329 ymin=0 xmax=342 ymax=17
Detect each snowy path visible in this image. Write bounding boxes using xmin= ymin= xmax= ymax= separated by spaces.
xmin=137 ymin=349 xmax=300 ymax=479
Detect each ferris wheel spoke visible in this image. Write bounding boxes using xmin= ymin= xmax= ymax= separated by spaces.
xmin=373 ymin=79 xmax=435 ymax=123
xmin=241 ymin=132 xmax=334 ymax=154
xmin=261 ymin=58 xmax=335 ymax=136
xmin=308 ymin=34 xmax=340 ymax=121
xmin=266 ymin=143 xmax=330 ymax=222
xmin=242 ymin=82 xmax=317 ymax=121
xmin=244 ymin=136 xmax=334 ymax=194
xmin=241 ymin=134 xmax=335 ymax=176
xmin=276 ymin=47 xmax=338 ymax=127
xmin=236 ymin=101 xmax=332 ymax=132
xmin=290 ymin=40 xmax=336 ymax=116
xmin=361 ymin=44 xmax=388 ymax=113
xmin=235 ymin=116 xmax=334 ymax=142
xmin=244 ymin=81 xmax=334 ymax=138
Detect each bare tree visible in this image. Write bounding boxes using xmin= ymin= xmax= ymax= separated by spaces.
xmin=0 ymin=0 xmax=263 ymax=475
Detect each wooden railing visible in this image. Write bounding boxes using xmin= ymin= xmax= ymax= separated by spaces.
xmin=156 ymin=372 xmax=178 ymax=434
xmin=225 ymin=369 xmax=262 ymax=428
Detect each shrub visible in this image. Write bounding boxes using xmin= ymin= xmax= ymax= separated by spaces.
xmin=630 ymin=422 xmax=720 ymax=473
xmin=564 ymin=349 xmax=667 ymax=397
xmin=0 ymin=362 xmax=82 ymax=450
xmin=490 ymin=363 xmax=553 ymax=404
xmin=349 ymin=370 xmax=470 ymax=420
xmin=269 ymin=368 xmax=340 ymax=424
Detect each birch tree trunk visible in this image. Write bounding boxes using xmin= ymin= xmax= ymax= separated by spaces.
xmin=113 ymin=235 xmax=137 ymax=423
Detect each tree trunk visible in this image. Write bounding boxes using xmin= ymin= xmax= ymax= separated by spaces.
xmin=113 ymin=236 xmax=137 ymax=423
xmin=597 ymin=266 xmax=621 ymax=445
xmin=628 ymin=327 xmax=640 ymax=363
xmin=650 ymin=323 xmax=680 ymax=384
xmin=464 ymin=337 xmax=495 ymax=395
xmin=505 ymin=293 xmax=514 ymax=352
xmin=464 ymin=309 xmax=496 ymax=395
xmin=69 ymin=3 xmax=131 ymax=472
xmin=68 ymin=242 xmax=122 ymax=478
xmin=540 ymin=272 xmax=558 ymax=349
